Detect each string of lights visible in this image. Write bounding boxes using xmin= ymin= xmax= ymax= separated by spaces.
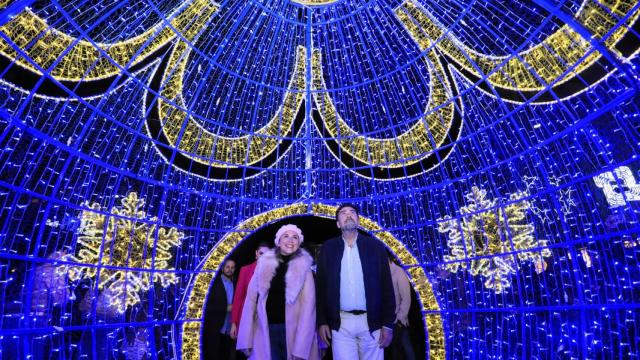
xmin=0 ymin=0 xmax=638 ymax=359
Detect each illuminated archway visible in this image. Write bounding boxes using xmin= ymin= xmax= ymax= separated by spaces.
xmin=179 ymin=203 xmax=445 ymax=359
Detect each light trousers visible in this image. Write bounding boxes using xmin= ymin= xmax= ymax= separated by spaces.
xmin=331 ymin=312 xmax=383 ymax=360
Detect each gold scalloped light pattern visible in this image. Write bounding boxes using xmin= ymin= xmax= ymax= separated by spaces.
xmin=0 ymin=0 xmax=217 ymax=81
xmin=312 ymin=49 xmax=456 ymax=167
xmin=395 ymin=0 xmax=640 ymax=95
xmin=156 ymin=45 xmax=306 ymax=167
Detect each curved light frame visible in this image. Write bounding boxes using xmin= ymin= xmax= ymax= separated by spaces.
xmin=395 ymin=0 xmax=640 ymax=103
xmin=312 ymin=48 xmax=463 ymax=179
xmin=144 ymin=45 xmax=307 ymax=180
xmin=0 ymin=0 xmax=637 ymax=180
xmin=0 ymin=1 xmax=218 ymax=96
xmin=179 ymin=203 xmax=445 ymax=360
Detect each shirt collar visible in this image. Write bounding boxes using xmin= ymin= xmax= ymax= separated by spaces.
xmin=342 ymin=234 xmax=359 ymax=248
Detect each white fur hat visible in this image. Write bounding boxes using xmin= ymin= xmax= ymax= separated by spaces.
xmin=274 ymin=224 xmax=304 ymax=246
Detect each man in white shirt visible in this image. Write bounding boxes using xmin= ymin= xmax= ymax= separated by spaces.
xmin=316 ymin=204 xmax=395 ymax=359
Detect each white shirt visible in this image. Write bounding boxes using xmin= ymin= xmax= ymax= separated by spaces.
xmin=339 ymin=237 xmax=367 ymax=311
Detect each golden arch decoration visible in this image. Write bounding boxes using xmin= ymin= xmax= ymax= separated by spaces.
xmin=180 ymin=203 xmax=445 ymax=360
xmin=395 ymin=0 xmax=640 ymax=103
xmin=312 ymin=48 xmax=463 ymax=180
xmin=2 ymin=0 xmax=636 ymax=101
xmin=1 ymin=0 xmax=637 ymax=178
xmin=0 ymin=0 xmax=217 ymax=82
xmin=0 ymin=1 xmax=217 ymax=98
xmin=291 ymin=0 xmax=338 ymax=5
xmin=144 ymin=43 xmax=307 ymax=180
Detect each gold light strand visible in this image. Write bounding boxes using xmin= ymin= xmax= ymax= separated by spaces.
xmin=396 ymin=0 xmax=640 ymax=95
xmin=158 ymin=45 xmax=306 ymax=167
xmin=438 ymin=187 xmax=552 ymax=293
xmin=312 ymin=49 xmax=455 ymax=167
xmin=290 ymin=0 xmax=337 ymax=5
xmin=0 ymin=1 xmax=217 ymax=81
xmin=69 ymin=192 xmax=183 ymax=313
xmin=181 ymin=203 xmax=445 ymax=360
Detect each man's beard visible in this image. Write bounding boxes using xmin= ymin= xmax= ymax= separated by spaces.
xmin=342 ymin=219 xmax=357 ymax=232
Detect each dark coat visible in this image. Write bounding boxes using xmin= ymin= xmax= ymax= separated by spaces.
xmin=204 ymin=275 xmax=232 ymax=334
xmin=316 ymin=234 xmax=395 ymax=332
xmin=203 ymin=275 xmax=236 ymax=360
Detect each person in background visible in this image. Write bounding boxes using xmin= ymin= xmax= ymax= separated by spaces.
xmin=236 ymin=224 xmax=318 ymax=360
xmin=203 ymin=259 xmax=236 ymax=360
xmin=78 ymin=280 xmax=121 ymax=359
xmin=229 ymin=241 xmax=271 ymax=341
xmin=316 ymin=203 xmax=395 ymax=360
xmin=387 ymin=253 xmax=416 ymax=360
xmin=30 ymin=251 xmax=73 ymax=360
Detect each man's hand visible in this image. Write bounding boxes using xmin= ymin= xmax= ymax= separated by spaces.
xmin=229 ymin=323 xmax=237 ymax=340
xmin=318 ymin=325 xmax=332 ymax=345
xmin=378 ymin=327 xmax=393 ymax=348
xmin=227 ymin=304 xmax=232 ymax=312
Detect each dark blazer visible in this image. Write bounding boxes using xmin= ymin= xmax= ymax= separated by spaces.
xmin=204 ymin=275 xmax=232 ymax=333
xmin=316 ymin=234 xmax=395 ymax=332
xmin=203 ymin=275 xmax=235 ymax=360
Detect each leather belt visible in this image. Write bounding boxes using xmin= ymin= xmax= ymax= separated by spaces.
xmin=342 ymin=310 xmax=367 ymax=315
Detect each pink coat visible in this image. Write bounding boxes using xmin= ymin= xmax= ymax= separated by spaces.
xmin=236 ymin=249 xmax=319 ymax=360
xmin=231 ymin=261 xmax=257 ymax=326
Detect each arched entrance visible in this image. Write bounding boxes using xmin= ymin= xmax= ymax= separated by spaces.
xmin=180 ymin=203 xmax=445 ymax=359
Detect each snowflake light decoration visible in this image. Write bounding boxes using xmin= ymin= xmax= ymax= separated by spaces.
xmin=439 ymin=186 xmax=552 ymax=293
xmin=69 ymin=192 xmax=183 ymax=313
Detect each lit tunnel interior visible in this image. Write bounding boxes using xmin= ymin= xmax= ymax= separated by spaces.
xmin=0 ymin=0 xmax=639 ymax=358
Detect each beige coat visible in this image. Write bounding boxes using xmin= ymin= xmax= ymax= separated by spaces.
xmin=390 ymin=261 xmax=411 ymax=326
xmin=236 ymin=249 xmax=319 ymax=360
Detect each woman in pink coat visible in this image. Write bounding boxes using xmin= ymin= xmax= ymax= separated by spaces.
xmin=236 ymin=224 xmax=319 ymax=360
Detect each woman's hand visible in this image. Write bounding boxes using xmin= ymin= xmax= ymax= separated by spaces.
xmin=229 ymin=323 xmax=237 ymax=339
xmin=241 ymin=348 xmax=252 ymax=357
xmin=318 ymin=325 xmax=331 ymax=345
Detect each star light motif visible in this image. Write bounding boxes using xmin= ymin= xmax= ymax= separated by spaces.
xmin=522 ymin=175 xmax=577 ymax=223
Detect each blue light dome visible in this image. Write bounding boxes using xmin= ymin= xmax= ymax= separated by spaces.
xmin=0 ymin=0 xmax=639 ymax=358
